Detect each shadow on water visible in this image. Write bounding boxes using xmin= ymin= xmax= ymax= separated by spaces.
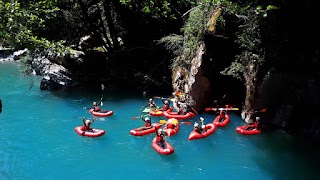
xmin=248 ymin=132 xmax=320 ymax=180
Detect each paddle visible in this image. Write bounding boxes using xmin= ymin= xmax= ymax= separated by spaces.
xmin=205 ymin=107 xmax=239 ymax=111
xmin=100 ymin=84 xmax=105 ymax=106
xmin=219 ymin=93 xmax=227 ymax=105
xmin=132 ymin=114 xmax=148 ymax=120
xmin=255 ymin=108 xmax=267 ymax=113
xmin=159 ymin=120 xmax=191 ymax=125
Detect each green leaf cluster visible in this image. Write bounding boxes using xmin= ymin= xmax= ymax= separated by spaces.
xmin=0 ymin=0 xmax=69 ymax=59
xmin=120 ymin=0 xmax=196 ymax=19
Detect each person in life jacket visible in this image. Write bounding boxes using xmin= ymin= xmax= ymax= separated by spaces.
xmin=218 ymin=110 xmax=227 ymax=122
xmin=245 ymin=117 xmax=261 ymax=130
xmin=166 ymin=118 xmax=178 ymax=129
xmin=194 ymin=117 xmax=206 ymax=133
xmin=177 ymin=102 xmax=186 ymax=115
xmin=254 ymin=117 xmax=262 ymax=130
xmin=148 ymin=98 xmax=157 ymax=108
xmin=161 ymin=98 xmax=172 ymax=111
xmin=92 ymin=96 xmax=103 ymax=112
xmin=140 ymin=116 xmax=153 ymax=131
xmin=82 ymin=117 xmax=95 ymax=131
xmin=142 ymin=116 xmax=152 ymax=126
xmin=155 ymin=128 xmax=166 ymax=147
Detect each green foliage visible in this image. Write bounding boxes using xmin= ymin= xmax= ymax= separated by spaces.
xmin=120 ymin=0 xmax=196 ymax=19
xmin=158 ymin=34 xmax=183 ymax=56
xmin=0 ymin=0 xmax=70 ymax=63
xmin=172 ymin=5 xmax=212 ymax=70
xmin=222 ymin=4 xmax=277 ymax=80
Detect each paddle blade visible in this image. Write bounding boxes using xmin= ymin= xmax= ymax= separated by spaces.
xmin=260 ymin=108 xmax=267 ymax=112
xmin=101 ymin=101 xmax=103 ymax=106
xmin=205 ymin=107 xmax=238 ymax=111
xmin=181 ymin=122 xmax=191 ymax=125
xmin=160 ymin=120 xmax=167 ymax=124
xmin=101 ymin=84 xmax=105 ymax=90
xmin=205 ymin=107 xmax=214 ymax=111
xmin=132 ymin=116 xmax=140 ymax=120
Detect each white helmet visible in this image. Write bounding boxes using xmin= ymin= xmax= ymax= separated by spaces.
xmin=165 ymin=100 xmax=169 ymax=104
xmin=158 ymin=129 xmax=163 ymax=133
xmin=256 ymin=117 xmax=260 ymax=121
xmin=85 ymin=120 xmax=90 ymax=124
xmin=194 ymin=122 xmax=199 ymax=127
xmin=149 ymin=98 xmax=153 ymax=102
xmin=145 ymin=117 xmax=150 ymax=121
xmin=93 ymin=102 xmax=97 ymax=106
xmin=200 ymin=117 xmax=204 ymax=122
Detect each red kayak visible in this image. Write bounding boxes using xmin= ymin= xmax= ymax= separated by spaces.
xmin=151 ymin=137 xmax=174 ymax=155
xmin=163 ymin=118 xmax=179 ymax=136
xmin=89 ymin=108 xmax=114 ymax=117
xmin=163 ymin=111 xmax=196 ymax=120
xmin=74 ymin=126 xmax=105 ymax=138
xmin=188 ymin=123 xmax=216 ymax=140
xmin=130 ymin=123 xmax=162 ymax=136
xmin=213 ymin=114 xmax=231 ymax=127
xmin=236 ymin=125 xmax=262 ymax=135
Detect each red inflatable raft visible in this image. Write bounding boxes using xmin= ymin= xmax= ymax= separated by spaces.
xmin=130 ymin=123 xmax=162 ymax=136
xmin=163 ymin=111 xmax=196 ymax=120
xmin=163 ymin=118 xmax=179 ymax=136
xmin=151 ymin=137 xmax=174 ymax=155
xmin=149 ymin=110 xmax=164 ymax=116
xmin=89 ymin=108 xmax=114 ymax=117
xmin=74 ymin=126 xmax=105 ymax=138
xmin=150 ymin=108 xmax=173 ymax=117
xmin=213 ymin=114 xmax=231 ymax=127
xmin=236 ymin=125 xmax=262 ymax=135
xmin=188 ymin=123 xmax=216 ymax=140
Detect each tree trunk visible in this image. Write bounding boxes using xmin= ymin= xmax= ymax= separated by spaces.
xmin=243 ymin=63 xmax=258 ymax=110
xmin=103 ymin=1 xmax=120 ymax=51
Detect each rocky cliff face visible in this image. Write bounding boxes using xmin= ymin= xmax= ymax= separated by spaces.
xmin=172 ymin=42 xmax=213 ymax=112
xmin=171 ymin=39 xmax=320 ymax=137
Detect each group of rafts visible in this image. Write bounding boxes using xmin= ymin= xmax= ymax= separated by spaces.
xmin=74 ymin=100 xmax=262 ymax=156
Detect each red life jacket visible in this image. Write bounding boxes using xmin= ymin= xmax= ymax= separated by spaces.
xmin=145 ymin=122 xmax=151 ymax=127
xmin=94 ymin=106 xmax=101 ymax=112
xmin=219 ymin=113 xmax=225 ymax=119
xmin=156 ymin=135 xmax=164 ymax=142
xmin=167 ymin=123 xmax=173 ymax=129
xmin=84 ymin=124 xmax=91 ymax=130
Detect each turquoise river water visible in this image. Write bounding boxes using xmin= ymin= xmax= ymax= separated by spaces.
xmin=0 ymin=61 xmax=319 ymax=180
